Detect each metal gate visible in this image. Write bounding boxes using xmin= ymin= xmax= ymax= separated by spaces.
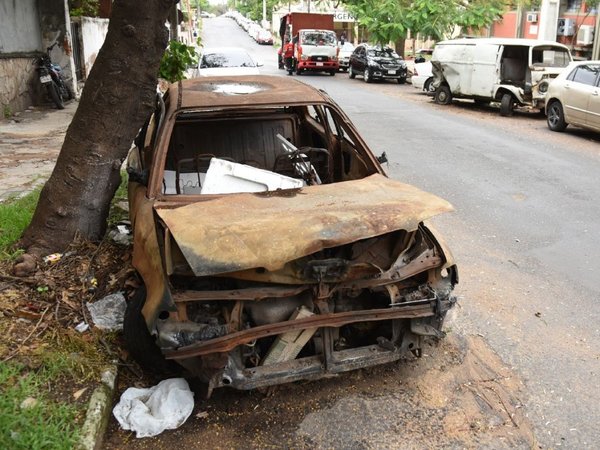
xmin=70 ymin=20 xmax=84 ymax=80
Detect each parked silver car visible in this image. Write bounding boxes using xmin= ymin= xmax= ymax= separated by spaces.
xmin=546 ymin=60 xmax=600 ymax=133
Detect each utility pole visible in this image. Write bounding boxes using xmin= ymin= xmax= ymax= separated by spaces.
xmin=592 ymin=2 xmax=600 ymax=59
xmin=537 ymin=0 xmax=560 ymax=41
xmin=169 ymin=4 xmax=179 ymax=41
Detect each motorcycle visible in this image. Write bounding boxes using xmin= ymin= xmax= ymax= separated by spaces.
xmin=34 ymin=43 xmax=73 ymax=110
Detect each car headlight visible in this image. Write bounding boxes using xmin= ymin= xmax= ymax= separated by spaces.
xmin=367 ymin=59 xmax=380 ymax=68
xmin=538 ymin=81 xmax=549 ymax=94
xmin=301 ymin=54 xmax=309 ymax=61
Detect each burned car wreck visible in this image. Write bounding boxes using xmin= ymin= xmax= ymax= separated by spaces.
xmin=125 ymin=75 xmax=458 ymax=394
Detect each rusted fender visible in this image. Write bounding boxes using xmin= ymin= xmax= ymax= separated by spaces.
xmin=155 ymin=174 xmax=453 ymax=277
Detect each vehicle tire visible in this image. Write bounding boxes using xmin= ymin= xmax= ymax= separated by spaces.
xmin=329 ymin=71 xmax=335 ymax=76
xmin=60 ymin=83 xmax=73 ymax=101
xmin=547 ymin=101 xmax=567 ymax=132
xmin=434 ymin=85 xmax=452 ymax=105
xmin=123 ymin=285 xmax=181 ymax=374
xmin=500 ymin=93 xmax=515 ymax=117
xmin=424 ymin=78 xmax=435 ymax=93
xmin=296 ymin=68 xmax=302 ymax=75
xmin=48 ymin=82 xmax=64 ymax=110
xmin=349 ymin=66 xmax=356 ymax=79
xmin=397 ymin=77 xmax=406 ymax=84
xmin=364 ymin=68 xmax=372 ymax=83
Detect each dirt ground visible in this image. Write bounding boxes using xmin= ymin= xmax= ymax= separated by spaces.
xmin=104 ymin=332 xmax=535 ymax=449
xmin=0 ymin=103 xmax=76 ymax=200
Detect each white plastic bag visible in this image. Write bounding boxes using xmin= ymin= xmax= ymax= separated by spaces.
xmin=112 ymin=378 xmax=194 ymax=438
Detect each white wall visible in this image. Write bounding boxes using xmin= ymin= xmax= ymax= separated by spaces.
xmin=0 ymin=0 xmax=42 ymax=53
xmin=80 ymin=17 xmax=109 ymax=78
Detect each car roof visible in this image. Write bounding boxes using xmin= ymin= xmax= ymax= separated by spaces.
xmin=436 ymin=38 xmax=570 ymax=50
xmin=166 ymin=75 xmax=330 ymax=111
xmin=359 ymin=44 xmax=396 ymax=50
xmin=201 ymin=47 xmax=252 ymax=56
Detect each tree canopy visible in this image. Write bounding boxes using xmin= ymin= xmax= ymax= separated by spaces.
xmin=231 ymin=0 xmax=282 ymax=22
xmin=344 ymin=0 xmax=509 ymax=45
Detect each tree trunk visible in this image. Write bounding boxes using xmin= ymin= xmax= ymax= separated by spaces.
xmin=394 ymin=37 xmax=406 ymax=58
xmin=17 ymin=0 xmax=175 ymax=269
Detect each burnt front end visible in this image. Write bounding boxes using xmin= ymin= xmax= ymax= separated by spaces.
xmin=152 ymin=216 xmax=457 ymax=392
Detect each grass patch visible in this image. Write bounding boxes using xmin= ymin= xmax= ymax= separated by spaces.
xmin=0 ymin=361 xmax=81 ymax=450
xmin=0 ymin=189 xmax=40 ymax=258
xmin=108 ymin=171 xmax=129 ymax=227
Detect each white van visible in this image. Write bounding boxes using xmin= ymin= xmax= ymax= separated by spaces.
xmin=431 ymin=38 xmax=572 ymax=115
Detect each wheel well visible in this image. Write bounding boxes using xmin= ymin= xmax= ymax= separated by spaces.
xmin=495 ymin=89 xmax=514 ymax=101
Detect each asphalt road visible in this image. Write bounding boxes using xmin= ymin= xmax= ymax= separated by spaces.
xmin=118 ymin=17 xmax=599 ymax=448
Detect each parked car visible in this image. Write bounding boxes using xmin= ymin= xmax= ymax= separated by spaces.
xmin=255 ymin=28 xmax=274 ymax=45
xmin=432 ymin=38 xmax=572 ymax=116
xmin=194 ymin=47 xmax=261 ymax=77
xmin=348 ymin=44 xmax=408 ymax=84
xmin=411 ymin=61 xmax=434 ymax=93
xmin=125 ymin=75 xmax=458 ymax=392
xmin=546 ymin=60 xmax=600 ymax=133
xmin=413 ymin=48 xmax=433 ymax=63
xmin=338 ymin=42 xmax=355 ymax=71
xmin=247 ymin=23 xmax=261 ymax=40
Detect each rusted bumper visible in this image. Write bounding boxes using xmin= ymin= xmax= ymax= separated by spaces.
xmin=165 ymin=297 xmax=452 ymax=359
xmin=164 ymin=297 xmax=454 ymax=389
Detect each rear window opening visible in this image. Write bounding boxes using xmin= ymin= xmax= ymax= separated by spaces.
xmin=160 ymin=106 xmax=374 ymax=195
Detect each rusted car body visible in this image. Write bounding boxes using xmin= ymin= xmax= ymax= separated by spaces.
xmin=125 ymin=75 xmax=458 ymax=394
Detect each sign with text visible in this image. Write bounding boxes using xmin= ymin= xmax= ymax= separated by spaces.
xmin=333 ymin=10 xmax=355 ymax=22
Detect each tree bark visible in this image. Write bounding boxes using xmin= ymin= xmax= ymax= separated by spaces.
xmin=17 ymin=0 xmax=176 ymax=268
xmin=394 ymin=37 xmax=406 ymax=58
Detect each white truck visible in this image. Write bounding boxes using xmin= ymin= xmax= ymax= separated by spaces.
xmin=431 ymin=38 xmax=572 ymax=116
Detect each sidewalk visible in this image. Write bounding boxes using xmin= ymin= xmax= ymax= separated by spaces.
xmin=0 ymin=101 xmax=77 ymax=201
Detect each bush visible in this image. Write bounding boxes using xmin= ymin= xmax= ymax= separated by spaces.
xmin=159 ymin=40 xmax=198 ymax=82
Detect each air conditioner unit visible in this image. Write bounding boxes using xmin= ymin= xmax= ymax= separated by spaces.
xmin=557 ymin=18 xmax=575 ymax=36
xmin=526 ymin=13 xmax=538 ymax=23
xmin=577 ymin=25 xmax=594 ymax=45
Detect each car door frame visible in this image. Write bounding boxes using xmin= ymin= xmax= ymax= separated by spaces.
xmin=563 ymin=64 xmax=600 ymax=127
xmin=584 ymin=64 xmax=600 ymax=131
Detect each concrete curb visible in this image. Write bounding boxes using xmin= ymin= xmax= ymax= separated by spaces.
xmin=76 ymin=364 xmax=118 ymax=450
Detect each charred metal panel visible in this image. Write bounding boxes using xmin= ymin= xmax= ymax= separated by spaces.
xmin=172 ymin=76 xmax=328 ymax=110
xmin=155 ymin=174 xmax=453 ymax=277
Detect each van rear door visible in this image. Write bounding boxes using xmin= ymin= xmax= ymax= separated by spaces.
xmin=471 ymin=44 xmax=500 ymax=97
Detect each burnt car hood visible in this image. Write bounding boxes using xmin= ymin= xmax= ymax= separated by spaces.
xmin=155 ymin=174 xmax=452 ymax=277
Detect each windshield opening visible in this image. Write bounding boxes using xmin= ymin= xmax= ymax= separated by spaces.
xmin=367 ymin=48 xmax=400 ymax=58
xmin=201 ymin=51 xmax=256 ymax=68
xmin=531 ymin=47 xmax=571 ymax=68
xmin=300 ymin=31 xmax=336 ymax=46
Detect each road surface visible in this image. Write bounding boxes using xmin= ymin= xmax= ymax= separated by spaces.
xmin=105 ymin=17 xmax=600 ymax=449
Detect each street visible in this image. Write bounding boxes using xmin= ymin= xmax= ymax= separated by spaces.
xmin=0 ymin=15 xmax=580 ymax=449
